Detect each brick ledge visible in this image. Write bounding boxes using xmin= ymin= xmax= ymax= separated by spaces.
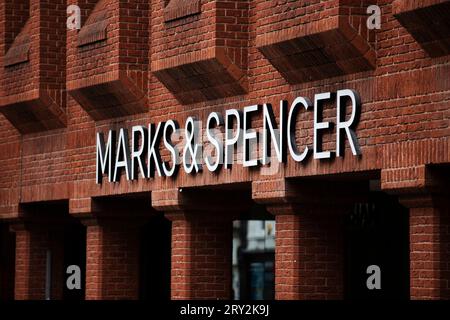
xmin=164 ymin=0 xmax=201 ymax=22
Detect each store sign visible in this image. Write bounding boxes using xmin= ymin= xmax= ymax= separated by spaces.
xmin=96 ymin=89 xmax=361 ymax=184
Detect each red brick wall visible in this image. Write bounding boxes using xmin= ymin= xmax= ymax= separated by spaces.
xmin=0 ymin=31 xmax=36 ymax=99
xmin=14 ymin=228 xmax=43 ymax=300
xmin=256 ymin=0 xmax=375 ymax=44
xmin=275 ymin=211 xmax=344 ymax=300
xmin=153 ymin=0 xmax=248 ymax=69
xmin=153 ymin=0 xmax=214 ymax=62
xmin=0 ymin=115 xmax=20 ymax=219
xmin=66 ymin=0 xmax=149 ymax=120
xmin=85 ymin=219 xmax=140 ymax=300
xmin=0 ymin=0 xmax=66 ymax=132
xmin=0 ymin=0 xmax=449 ymax=301
xmin=3 ymin=0 xmax=30 ymax=51
xmin=67 ymin=0 xmax=118 ymax=82
xmin=408 ymin=197 xmax=450 ymax=299
xmin=0 ymin=0 xmax=68 ymax=216
xmin=169 ymin=212 xmax=232 ymax=299
xmin=0 ymin=0 xmax=446 ymax=204
xmin=39 ymin=0 xmax=66 ymax=111
xmin=13 ymin=223 xmax=65 ymax=300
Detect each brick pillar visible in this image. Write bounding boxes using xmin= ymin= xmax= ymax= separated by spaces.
xmin=83 ymin=218 xmax=141 ymax=300
xmin=11 ymin=222 xmax=65 ymax=300
xmin=270 ymin=204 xmax=344 ymax=300
xmin=166 ymin=211 xmax=233 ymax=300
xmin=252 ymin=179 xmax=362 ymax=300
xmin=400 ymin=193 xmax=450 ymax=299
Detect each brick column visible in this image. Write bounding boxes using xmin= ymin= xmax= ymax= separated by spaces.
xmin=400 ymin=193 xmax=450 ymax=299
xmin=268 ymin=204 xmax=344 ymax=300
xmin=83 ymin=217 xmax=142 ymax=300
xmin=252 ymin=179 xmax=363 ymax=300
xmin=166 ymin=211 xmax=233 ymax=300
xmin=11 ymin=221 xmax=65 ymax=300
xmin=152 ymin=188 xmax=246 ymax=300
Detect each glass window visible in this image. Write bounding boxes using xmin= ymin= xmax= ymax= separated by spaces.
xmin=232 ymin=220 xmax=275 ymax=300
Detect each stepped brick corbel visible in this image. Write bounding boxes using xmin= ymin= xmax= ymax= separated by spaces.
xmin=152 ymin=0 xmax=249 ymax=105
xmin=0 ymin=0 xmax=67 ymax=134
xmin=66 ymin=0 xmax=149 ymax=121
xmin=393 ymin=0 xmax=450 ymax=57
xmin=256 ymin=0 xmax=376 ymax=84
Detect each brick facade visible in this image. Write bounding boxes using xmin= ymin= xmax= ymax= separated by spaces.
xmin=0 ymin=0 xmax=449 ymax=300
xmin=84 ymin=218 xmax=141 ymax=300
xmin=167 ymin=211 xmax=233 ymax=299
xmin=400 ymin=193 xmax=450 ymax=299
xmin=273 ymin=212 xmax=345 ymax=300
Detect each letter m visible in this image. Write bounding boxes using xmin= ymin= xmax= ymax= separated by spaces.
xmin=96 ymin=131 xmax=116 ymax=184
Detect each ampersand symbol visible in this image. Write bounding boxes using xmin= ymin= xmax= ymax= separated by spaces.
xmin=183 ymin=117 xmax=203 ymax=174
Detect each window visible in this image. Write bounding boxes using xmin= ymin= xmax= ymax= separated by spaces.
xmin=232 ymin=220 xmax=275 ymax=300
